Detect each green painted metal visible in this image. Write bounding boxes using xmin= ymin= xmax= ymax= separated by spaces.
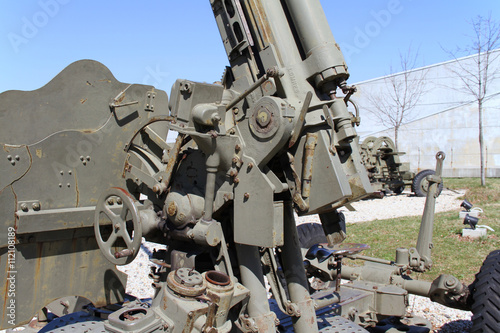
xmin=0 ymin=1 xmax=473 ymax=332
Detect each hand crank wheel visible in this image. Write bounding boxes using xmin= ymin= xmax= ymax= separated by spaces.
xmin=94 ymin=187 xmax=142 ymax=265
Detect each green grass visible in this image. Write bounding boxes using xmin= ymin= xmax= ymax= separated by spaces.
xmin=345 ymin=178 xmax=500 ymax=284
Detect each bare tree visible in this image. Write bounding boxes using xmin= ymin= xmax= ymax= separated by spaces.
xmin=446 ymin=14 xmax=500 ymax=186
xmin=365 ymin=48 xmax=427 ymax=150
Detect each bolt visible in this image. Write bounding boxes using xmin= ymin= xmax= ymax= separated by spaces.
xmin=114 ymin=223 xmax=120 ymax=230
xmin=20 ymin=203 xmax=29 ymax=212
xmin=247 ymin=162 xmax=254 ymax=170
xmin=256 ymin=109 xmax=271 ymax=127
xmin=233 ymin=107 xmax=239 ymax=114
xmin=229 ymin=169 xmax=238 ymax=177
xmin=244 ymin=192 xmax=250 ymax=199
xmin=235 ymin=144 xmax=241 ymax=152
xmin=32 ymin=202 xmax=40 ymax=211
xmin=116 ymin=197 xmax=123 ymax=205
xmin=229 ymin=128 xmax=236 ymax=135
xmin=445 ymin=278 xmax=456 ymax=288
xmin=233 ymin=177 xmax=240 ymax=184
xmin=232 ymin=156 xmax=240 ymax=164
xmin=107 ymin=198 xmax=115 ymax=205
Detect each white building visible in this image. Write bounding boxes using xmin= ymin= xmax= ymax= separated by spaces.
xmin=353 ymin=49 xmax=500 ymax=177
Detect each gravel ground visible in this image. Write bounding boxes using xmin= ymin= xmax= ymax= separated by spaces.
xmin=118 ymin=188 xmax=473 ymax=332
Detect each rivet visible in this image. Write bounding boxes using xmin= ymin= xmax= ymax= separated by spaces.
xmin=67 ymin=183 xmax=71 ymax=188
xmin=107 ymin=198 xmax=115 ymax=205
xmin=10 ymin=161 xmax=15 ymax=166
xmin=68 ymin=170 xmax=72 ymax=175
xmin=15 ymin=155 xmax=20 ymax=161
xmin=235 ymin=144 xmax=241 ymax=151
xmin=80 ymin=156 xmax=85 ymax=161
xmin=7 ymin=155 xmax=12 ymax=161
xmin=244 ymin=192 xmax=250 ymax=199
xmin=60 ymin=171 xmax=64 ymax=175
xmin=32 ymin=202 xmax=40 ymax=211
xmin=20 ymin=203 xmax=29 ymax=212
xmin=59 ymin=183 xmax=63 ymax=188
xmin=116 ymin=197 xmax=123 ymax=205
xmin=86 ymin=156 xmax=91 ymax=161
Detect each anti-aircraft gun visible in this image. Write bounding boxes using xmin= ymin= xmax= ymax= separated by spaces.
xmin=359 ymin=136 xmax=413 ymax=196
xmin=359 ymin=136 xmax=444 ymax=197
xmin=1 ymin=1 xmax=495 ymax=332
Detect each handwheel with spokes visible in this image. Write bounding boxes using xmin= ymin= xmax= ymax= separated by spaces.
xmin=94 ymin=187 xmax=142 ymax=265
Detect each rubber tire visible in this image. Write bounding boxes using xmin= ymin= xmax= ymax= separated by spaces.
xmin=297 ymin=223 xmax=327 ymax=248
xmin=412 ymin=169 xmax=443 ymax=197
xmin=296 ymin=223 xmax=332 ymax=292
xmin=470 ymin=250 xmax=500 ymax=333
xmin=393 ymin=185 xmax=405 ymax=195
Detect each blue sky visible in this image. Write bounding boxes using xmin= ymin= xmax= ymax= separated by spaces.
xmin=1 ymin=0 xmax=499 ymax=94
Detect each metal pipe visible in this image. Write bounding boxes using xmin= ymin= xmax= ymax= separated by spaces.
xmin=416 ymin=151 xmax=445 ymax=270
xmin=283 ymin=0 xmax=349 ymax=88
xmin=281 ymin=201 xmax=318 ymax=332
xmin=203 ymin=151 xmax=220 ymax=221
xmin=225 ymin=67 xmax=280 ymax=111
xmin=235 ymin=244 xmax=273 ymax=317
xmin=282 ymin=0 xmax=337 ymax=56
xmin=301 ymin=133 xmax=318 ymax=198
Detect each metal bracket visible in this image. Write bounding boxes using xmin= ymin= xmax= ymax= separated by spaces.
xmin=144 ymin=91 xmax=156 ymax=111
xmin=109 ymin=84 xmax=139 ymax=109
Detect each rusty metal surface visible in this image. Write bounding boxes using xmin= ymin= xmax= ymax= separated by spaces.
xmin=0 ymin=59 xmax=170 ymax=330
xmin=1 ymin=230 xmax=127 ymax=328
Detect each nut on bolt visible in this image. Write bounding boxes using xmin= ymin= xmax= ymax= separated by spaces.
xmin=20 ymin=203 xmax=29 ymax=212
